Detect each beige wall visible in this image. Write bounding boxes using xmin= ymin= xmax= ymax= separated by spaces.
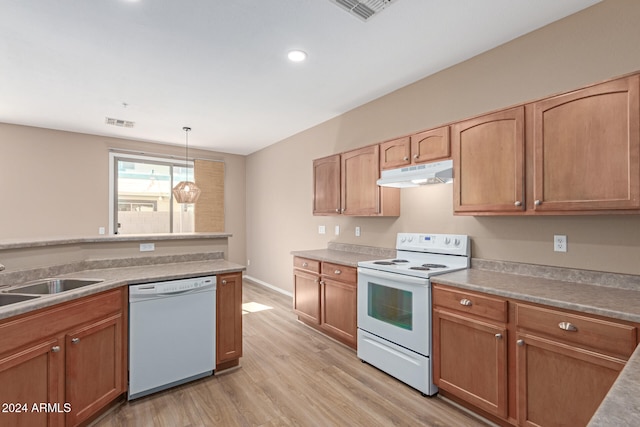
xmin=0 ymin=124 xmax=247 ymax=265
xmin=246 ymin=0 xmax=640 ymax=293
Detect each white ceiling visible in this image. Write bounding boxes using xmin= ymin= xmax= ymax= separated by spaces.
xmin=0 ymin=0 xmax=600 ymax=155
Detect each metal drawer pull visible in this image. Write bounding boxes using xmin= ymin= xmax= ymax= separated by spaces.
xmin=71 ymin=338 xmax=80 ymax=344
xmin=558 ymin=322 xmax=578 ymax=332
xmin=221 ymin=279 xmax=227 ymax=285
xmin=334 ymin=269 xmax=341 ymax=275
xmin=514 ymin=201 xmax=522 ymax=207
xmin=302 ymin=262 xmax=308 ymax=267
xmin=495 ymin=334 xmax=502 ymax=339
xmin=516 ymin=339 xmax=525 ymax=346
xmin=51 ymin=345 xmax=61 ymax=353
xmin=459 ymin=298 xmax=472 ymax=307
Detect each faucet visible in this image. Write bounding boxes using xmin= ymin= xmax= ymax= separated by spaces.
xmin=0 ymin=263 xmax=5 ymax=271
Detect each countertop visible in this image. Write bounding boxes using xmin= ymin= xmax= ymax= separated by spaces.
xmin=0 ymin=258 xmax=245 ymax=321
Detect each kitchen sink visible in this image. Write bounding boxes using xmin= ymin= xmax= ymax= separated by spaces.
xmin=4 ymin=278 xmax=103 ymax=295
xmin=0 ymin=293 xmax=40 ymax=306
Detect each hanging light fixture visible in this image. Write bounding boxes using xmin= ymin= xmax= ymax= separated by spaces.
xmin=172 ymin=126 xmax=201 ymax=204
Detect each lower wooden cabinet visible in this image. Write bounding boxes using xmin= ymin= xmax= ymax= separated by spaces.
xmin=0 ymin=288 xmax=127 ymax=427
xmin=432 ymin=283 xmax=638 ymax=427
xmin=293 ymin=257 xmax=357 ymax=349
xmin=216 ymin=271 xmax=243 ymax=370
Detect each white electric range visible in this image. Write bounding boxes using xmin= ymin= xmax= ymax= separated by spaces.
xmin=357 ymin=232 xmax=470 ymax=396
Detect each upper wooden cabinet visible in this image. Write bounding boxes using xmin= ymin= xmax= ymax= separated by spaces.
xmin=313 ymin=146 xmax=399 ymax=216
xmin=531 ymin=75 xmax=640 ymax=211
xmin=313 ymin=154 xmax=341 ymax=215
xmin=454 ymin=74 xmax=640 ymax=215
xmin=379 ymin=126 xmax=450 ymax=171
xmin=453 ymin=107 xmax=525 ymax=213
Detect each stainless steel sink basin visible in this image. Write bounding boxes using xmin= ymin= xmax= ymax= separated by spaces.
xmin=4 ymin=278 xmax=103 ymax=295
xmin=0 ymin=293 xmax=40 ymax=306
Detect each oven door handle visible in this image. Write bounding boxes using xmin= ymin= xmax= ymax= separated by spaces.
xmin=357 ymin=267 xmax=430 ymax=285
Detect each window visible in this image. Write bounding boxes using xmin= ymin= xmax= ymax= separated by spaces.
xmin=109 ymin=152 xmax=225 ymax=235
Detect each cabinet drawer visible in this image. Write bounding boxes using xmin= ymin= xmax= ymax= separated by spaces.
xmin=293 ymin=257 xmax=320 ymax=274
xmin=432 ymin=285 xmax=507 ymax=323
xmin=516 ymin=304 xmax=637 ymax=358
xmin=322 ymin=262 xmax=356 ymax=284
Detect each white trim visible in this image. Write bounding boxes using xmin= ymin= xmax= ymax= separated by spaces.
xmin=243 ymin=275 xmax=293 ymax=298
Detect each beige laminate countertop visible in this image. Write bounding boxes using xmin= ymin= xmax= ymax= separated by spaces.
xmin=433 ymin=268 xmax=640 ymax=427
xmin=291 ymin=248 xmax=394 ymax=267
xmin=0 ymin=258 xmax=245 ymax=321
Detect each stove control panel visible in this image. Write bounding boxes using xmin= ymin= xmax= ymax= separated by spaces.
xmin=396 ymin=233 xmax=469 ymax=256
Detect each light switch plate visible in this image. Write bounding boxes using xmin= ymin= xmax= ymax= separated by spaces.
xmin=318 ymin=225 xmax=326 ymax=235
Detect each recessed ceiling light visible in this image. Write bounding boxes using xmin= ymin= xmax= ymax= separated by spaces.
xmin=287 ymin=50 xmax=307 ymax=62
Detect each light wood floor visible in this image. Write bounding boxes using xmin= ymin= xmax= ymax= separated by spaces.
xmin=93 ymin=280 xmax=488 ymax=427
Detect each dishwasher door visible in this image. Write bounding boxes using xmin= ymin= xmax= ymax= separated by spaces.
xmin=128 ymin=276 xmax=216 ymax=400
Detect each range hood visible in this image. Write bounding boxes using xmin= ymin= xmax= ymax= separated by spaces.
xmin=377 ymin=159 xmax=453 ymax=188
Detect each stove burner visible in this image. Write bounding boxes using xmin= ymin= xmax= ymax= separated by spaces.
xmin=409 ymin=266 xmax=431 ymax=271
xmin=373 ymin=261 xmax=396 ymax=265
xmin=391 ymin=259 xmax=409 ymax=263
xmin=423 ymin=263 xmax=447 ymax=269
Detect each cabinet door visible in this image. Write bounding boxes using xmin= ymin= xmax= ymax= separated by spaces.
xmin=320 ymin=277 xmax=357 ymax=348
xmin=66 ymin=314 xmax=124 ymax=427
xmin=0 ymin=338 xmax=64 ymax=427
xmin=341 ymin=145 xmax=382 ymax=215
xmin=453 ymin=107 xmax=525 ymax=213
xmin=516 ymin=333 xmax=625 ymax=427
xmin=217 ymin=272 xmax=243 ymax=364
xmin=313 ymin=154 xmax=341 ymax=215
xmin=380 ymin=137 xmax=411 ymax=170
xmin=293 ymin=269 xmax=321 ymax=324
xmin=411 ymin=126 xmax=450 ymax=163
xmin=532 ymin=75 xmax=640 ymax=211
xmin=433 ymin=309 xmax=508 ymax=418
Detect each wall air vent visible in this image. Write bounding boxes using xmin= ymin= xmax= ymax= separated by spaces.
xmin=105 ymin=117 xmax=135 ymax=128
xmin=330 ymin=0 xmax=397 ymax=21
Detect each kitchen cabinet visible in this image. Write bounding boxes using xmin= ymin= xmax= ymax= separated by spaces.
xmin=216 ymin=271 xmax=243 ymax=370
xmin=432 ymin=285 xmax=508 ymax=419
xmin=453 ymin=73 xmax=640 ymax=215
xmin=320 ymin=262 xmax=357 ymax=348
xmin=313 ymin=154 xmax=341 ymax=215
xmin=432 ymin=282 xmax=639 ymax=427
xmin=515 ymin=304 xmax=635 ymax=427
xmin=379 ymin=126 xmax=450 ymax=171
xmin=293 ymin=257 xmax=357 ymax=349
xmin=452 ymin=106 xmax=525 ymax=213
xmin=530 ymin=74 xmax=640 ymax=212
xmin=313 ymin=146 xmax=399 ymax=216
xmin=0 ymin=288 xmax=127 ymax=427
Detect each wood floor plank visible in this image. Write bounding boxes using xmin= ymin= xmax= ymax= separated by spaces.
xmin=92 ymin=280 xmax=488 ymax=427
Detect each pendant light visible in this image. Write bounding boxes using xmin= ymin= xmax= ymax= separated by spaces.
xmin=172 ymin=126 xmax=201 ymax=204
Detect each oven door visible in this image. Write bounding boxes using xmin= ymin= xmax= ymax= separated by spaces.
xmin=357 ymin=267 xmax=430 ymax=356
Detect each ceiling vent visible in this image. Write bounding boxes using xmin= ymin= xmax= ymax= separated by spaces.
xmin=329 ymin=0 xmax=397 ymax=21
xmin=105 ymin=117 xmax=135 ymax=128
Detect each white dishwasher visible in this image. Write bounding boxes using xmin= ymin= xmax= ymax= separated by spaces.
xmin=128 ymin=276 xmax=216 ymax=400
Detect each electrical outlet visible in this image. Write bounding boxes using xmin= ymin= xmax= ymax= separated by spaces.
xmin=554 ymin=235 xmax=567 ymax=252
xmin=247 ymin=259 xmax=251 ymax=266
xmin=140 ymin=243 xmax=155 ymax=252
xmin=335 ymin=225 xmax=340 ymax=236
xmin=318 ymin=225 xmax=326 ymax=235
xmin=98 ymin=227 xmax=105 ymax=235
xmin=355 ymin=226 xmax=361 ymax=237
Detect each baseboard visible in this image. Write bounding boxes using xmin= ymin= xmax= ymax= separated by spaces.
xmin=243 ymin=275 xmax=293 ymax=298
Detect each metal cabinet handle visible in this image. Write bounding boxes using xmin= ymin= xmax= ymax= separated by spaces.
xmin=514 ymin=201 xmax=522 ymax=207
xmin=495 ymin=333 xmax=503 ymax=339
xmin=221 ymin=279 xmax=227 ymax=285
xmin=71 ymin=338 xmax=80 ymax=344
xmin=302 ymin=262 xmax=308 ymax=267
xmin=558 ymin=322 xmax=578 ymax=332
xmin=335 ymin=208 xmax=340 ymax=213
xmin=51 ymin=345 xmax=61 ymax=353
xmin=334 ymin=269 xmax=341 ymax=275
xmin=319 ymin=280 xmax=325 ymax=285
xmin=413 ymin=154 xmax=419 ymax=159
xmin=459 ymin=298 xmax=472 ymax=307
xmin=534 ymin=200 xmax=542 ymax=206
xmin=403 ymin=156 xmax=409 ymax=161
xmin=516 ymin=339 xmax=525 ymax=347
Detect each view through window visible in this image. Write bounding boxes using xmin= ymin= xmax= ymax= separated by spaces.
xmin=113 ymin=155 xmax=194 ymax=234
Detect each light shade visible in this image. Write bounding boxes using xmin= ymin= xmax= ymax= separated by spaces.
xmin=287 ymin=50 xmax=307 ymax=62
xmin=172 ymin=180 xmax=201 ymax=204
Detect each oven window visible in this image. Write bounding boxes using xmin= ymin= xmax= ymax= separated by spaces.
xmin=367 ymin=283 xmax=413 ymax=330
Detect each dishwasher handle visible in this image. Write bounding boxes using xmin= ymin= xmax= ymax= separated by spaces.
xmin=129 ymin=277 xmax=216 ymax=301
